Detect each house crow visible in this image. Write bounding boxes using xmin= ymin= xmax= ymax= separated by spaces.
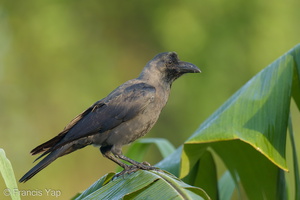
xmin=19 ymin=52 xmax=200 ymax=182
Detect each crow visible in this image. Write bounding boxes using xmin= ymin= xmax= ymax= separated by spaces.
xmin=19 ymin=52 xmax=200 ymax=182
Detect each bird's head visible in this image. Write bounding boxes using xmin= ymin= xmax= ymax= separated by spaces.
xmin=139 ymin=52 xmax=201 ymax=85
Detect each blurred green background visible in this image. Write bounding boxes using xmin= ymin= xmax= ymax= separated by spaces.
xmin=1 ymin=0 xmax=300 ymax=199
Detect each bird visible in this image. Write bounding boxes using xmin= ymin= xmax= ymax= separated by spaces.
xmin=19 ymin=52 xmax=201 ymax=182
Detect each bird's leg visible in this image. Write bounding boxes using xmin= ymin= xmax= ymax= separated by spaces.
xmin=100 ymin=146 xmax=130 ymax=170
xmin=112 ymin=146 xmax=157 ymax=170
xmin=101 ymin=146 xmax=158 ymax=178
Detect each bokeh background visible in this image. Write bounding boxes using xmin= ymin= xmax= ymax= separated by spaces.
xmin=1 ymin=0 xmax=300 ymax=199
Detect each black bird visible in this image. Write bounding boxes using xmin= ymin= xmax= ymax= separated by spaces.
xmin=19 ymin=52 xmax=200 ymax=182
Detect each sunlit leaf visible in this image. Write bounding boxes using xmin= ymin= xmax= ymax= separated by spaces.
xmin=185 ymin=53 xmax=294 ymax=169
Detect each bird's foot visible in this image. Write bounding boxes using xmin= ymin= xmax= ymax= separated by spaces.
xmin=114 ymin=165 xmax=139 ymax=178
xmin=114 ymin=162 xmax=159 ymax=178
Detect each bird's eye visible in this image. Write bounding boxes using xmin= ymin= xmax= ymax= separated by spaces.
xmin=167 ymin=60 xmax=173 ymax=65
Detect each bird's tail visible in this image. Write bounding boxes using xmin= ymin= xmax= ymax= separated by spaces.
xmin=19 ymin=144 xmax=73 ymax=183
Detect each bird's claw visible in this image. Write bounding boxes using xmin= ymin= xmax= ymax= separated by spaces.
xmin=141 ymin=161 xmax=151 ymax=166
xmin=139 ymin=163 xmax=157 ymax=170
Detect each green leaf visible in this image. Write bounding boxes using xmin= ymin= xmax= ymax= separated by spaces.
xmin=0 ymin=148 xmax=21 ymax=200
xmin=211 ymin=140 xmax=282 ymax=200
xmin=182 ymin=151 xmax=218 ymax=200
xmin=73 ymin=172 xmax=115 ymax=200
xmin=75 ymin=170 xmax=210 ymax=200
xmin=185 ymin=52 xmax=294 ymax=171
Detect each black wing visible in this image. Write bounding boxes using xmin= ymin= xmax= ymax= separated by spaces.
xmin=31 ymin=82 xmax=156 ymax=154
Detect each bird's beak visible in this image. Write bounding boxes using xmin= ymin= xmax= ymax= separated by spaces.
xmin=178 ymin=61 xmax=201 ymax=73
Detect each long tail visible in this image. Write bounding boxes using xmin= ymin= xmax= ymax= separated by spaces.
xmin=19 ymin=144 xmax=73 ymax=182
